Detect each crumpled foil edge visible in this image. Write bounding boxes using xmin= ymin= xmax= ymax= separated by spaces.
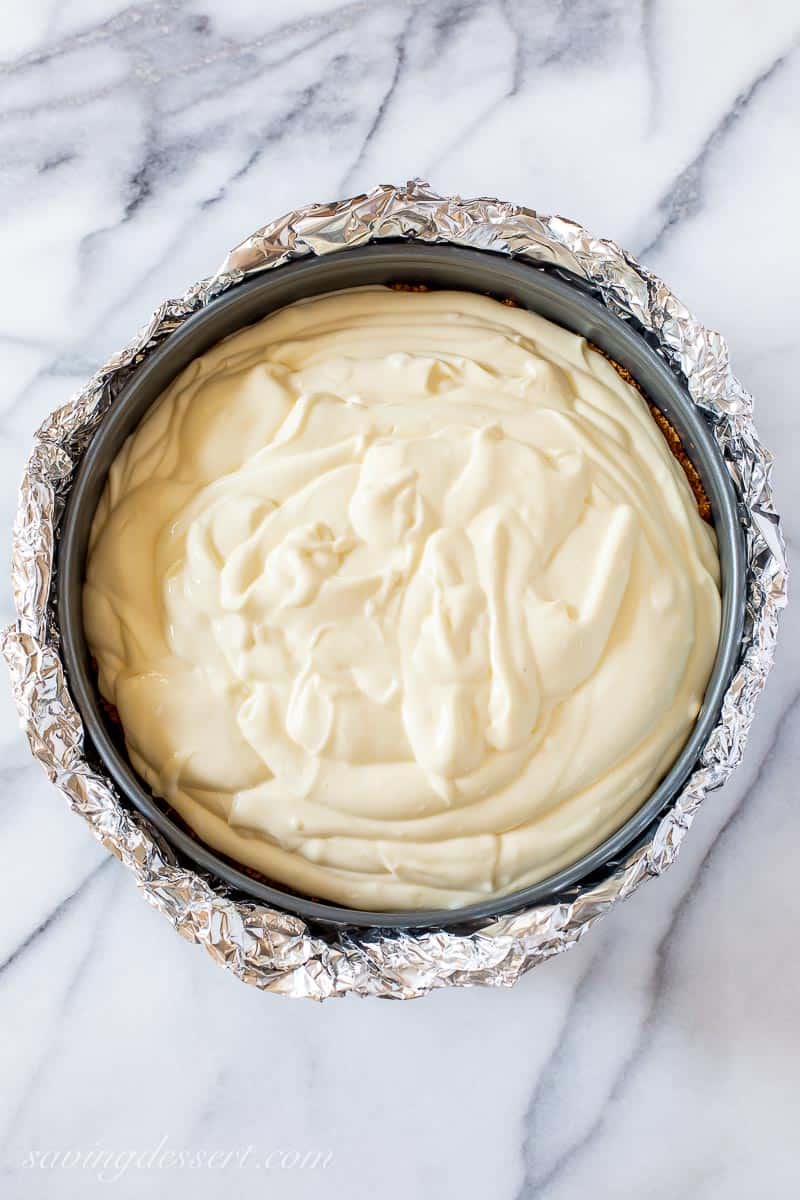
xmin=2 ymin=180 xmax=787 ymax=999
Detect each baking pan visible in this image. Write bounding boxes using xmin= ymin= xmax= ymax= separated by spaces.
xmin=57 ymin=243 xmax=745 ymax=928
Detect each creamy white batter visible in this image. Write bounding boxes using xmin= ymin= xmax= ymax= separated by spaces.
xmin=84 ymin=288 xmax=721 ymax=911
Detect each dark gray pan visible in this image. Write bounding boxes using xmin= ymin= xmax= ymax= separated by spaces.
xmin=58 ymin=243 xmax=745 ymax=929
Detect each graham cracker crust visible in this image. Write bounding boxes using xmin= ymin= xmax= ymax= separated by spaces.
xmin=593 ymin=349 xmax=711 ymax=522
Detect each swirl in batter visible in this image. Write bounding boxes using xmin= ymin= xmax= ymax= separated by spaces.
xmin=84 ymin=288 xmax=721 ymax=910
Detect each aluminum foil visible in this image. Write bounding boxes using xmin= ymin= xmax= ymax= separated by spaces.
xmin=3 ymin=181 xmax=787 ymax=1000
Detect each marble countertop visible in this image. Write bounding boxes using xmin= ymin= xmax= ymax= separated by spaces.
xmin=1 ymin=2 xmax=798 ymax=1196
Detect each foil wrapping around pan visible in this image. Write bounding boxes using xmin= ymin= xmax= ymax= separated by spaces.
xmin=3 ymin=181 xmax=787 ymax=999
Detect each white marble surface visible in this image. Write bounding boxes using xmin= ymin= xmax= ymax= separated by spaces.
xmin=0 ymin=1 xmax=798 ymax=1196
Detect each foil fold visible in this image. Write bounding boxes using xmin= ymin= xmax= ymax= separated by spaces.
xmin=3 ymin=181 xmax=787 ymax=999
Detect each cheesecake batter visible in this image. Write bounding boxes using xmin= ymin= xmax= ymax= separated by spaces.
xmin=84 ymin=288 xmax=721 ymax=910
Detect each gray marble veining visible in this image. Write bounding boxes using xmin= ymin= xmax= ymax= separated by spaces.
xmin=0 ymin=2 xmax=798 ymax=1197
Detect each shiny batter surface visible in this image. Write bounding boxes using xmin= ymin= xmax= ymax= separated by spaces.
xmin=84 ymin=288 xmax=721 ymax=910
